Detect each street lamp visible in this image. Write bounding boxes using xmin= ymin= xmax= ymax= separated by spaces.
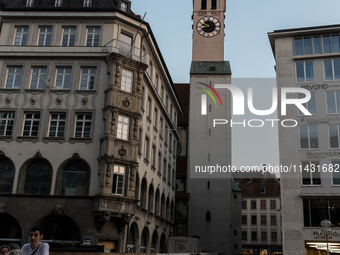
xmin=321 ymin=219 xmax=332 ymax=255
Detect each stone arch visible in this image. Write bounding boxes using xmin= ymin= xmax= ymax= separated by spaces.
xmin=54 ymin=156 xmax=91 ymax=196
xmin=140 ymin=178 xmax=147 ymax=209
xmin=148 ymin=183 xmax=154 ymax=213
xmin=160 ymin=192 xmax=165 ymax=219
xmin=159 ymin=233 xmax=167 ymax=253
xmin=166 ymin=196 xmax=170 ymax=221
xmin=150 ymin=230 xmax=158 ymax=253
xmin=170 ymin=199 xmax=175 ymax=223
xmin=0 ymin=212 xmax=23 ymax=245
xmin=17 ymin=155 xmax=53 ymax=195
xmin=140 ymin=226 xmax=150 ymax=253
xmin=135 ymin=172 xmax=140 ymax=202
xmin=126 ymin=222 xmax=139 ymax=253
xmin=0 ymin=153 xmax=15 ymax=194
xmin=155 ymin=188 xmax=160 ymax=216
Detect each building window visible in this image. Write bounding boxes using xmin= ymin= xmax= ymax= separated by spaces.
xmin=301 ymin=161 xmax=321 ymax=185
xmin=121 ymin=1 xmax=127 ymax=11
xmin=120 ymin=33 xmax=132 ymax=57
xmin=80 ymin=68 xmax=96 ymax=90
xmin=23 ymin=112 xmax=40 ymax=137
xmin=327 ymin=91 xmax=340 ymax=114
xmin=161 ymin=85 xmax=164 ymax=101
xmin=158 ymin=153 xmax=162 ymax=175
xmin=271 ymin=232 xmax=277 ymax=242
xmin=169 ymin=133 xmax=173 ymax=151
xmin=304 ymin=198 xmax=340 ymax=227
xmin=242 ymin=215 xmax=247 ymax=225
xmin=299 ymin=126 xmax=318 ymax=149
xmin=261 ymin=215 xmax=266 ymax=225
xmin=59 ymin=159 xmax=90 ymax=196
xmin=48 ymin=113 xmax=66 ymax=137
xmin=121 ymin=69 xmax=133 ymax=92
xmin=83 ymin=0 xmax=91 ymax=7
xmin=0 ymin=113 xmax=15 ymax=136
xmin=112 ymin=165 xmax=125 ymax=195
xmin=14 ymin=27 xmax=28 ymax=46
xmin=165 ymin=125 xmax=168 ymax=144
xmin=62 ymin=27 xmax=76 ymax=46
xmin=55 ymin=67 xmax=71 ymax=90
xmin=251 ymin=231 xmax=257 ymax=241
xmin=270 ymin=200 xmax=276 ymax=209
xmin=5 ymin=67 xmax=22 ymax=89
xmin=324 ymin=34 xmax=340 ymax=53
xmin=74 ymin=113 xmax=92 ymax=138
xmin=147 ymin=97 xmax=152 ymax=120
xmin=271 ymin=215 xmax=277 ymax=225
xmin=26 ymin=0 xmax=34 ymax=6
xmin=144 ymin=136 xmax=150 ymax=161
xmin=168 ymin=164 xmax=171 ymax=183
xmin=331 ymin=161 xmax=340 ymax=185
xmin=298 ymin=92 xmax=316 ymax=115
xmin=201 ymin=0 xmax=206 ymax=9
xmin=160 ymin=118 xmax=164 ymax=138
xmin=251 ymin=200 xmax=256 ymax=209
xmin=296 ymin=61 xmax=314 ymax=82
xmin=30 ymin=67 xmax=47 ymax=89
xmin=86 ymin=27 xmax=100 ymax=46
xmin=261 ymin=232 xmax=267 ymax=241
xmin=138 ymin=128 xmax=143 ymax=154
xmin=0 ymin=156 xmax=15 ymax=194
xmin=251 ymin=215 xmax=257 ymax=225
xmin=151 ymin=145 xmax=156 ymax=168
xmin=242 ymin=231 xmax=247 ymax=241
xmin=295 ymin=36 xmax=312 ymax=55
xmin=205 ymin=211 xmax=211 ymax=222
xmin=117 ymin=115 xmax=130 ymax=141
xmin=163 ymin=158 xmax=167 ymax=180
xmin=166 ymin=95 xmax=169 ymax=111
xmin=55 ymin=0 xmax=62 ymax=7
xmin=242 ymin=200 xmax=247 ymax=209
xmin=260 ymin=200 xmax=266 ymax=209
xmin=38 ymin=27 xmax=52 ymax=46
xmin=22 ymin=158 xmax=52 ymax=195
xmin=324 ymin=59 xmax=340 ymax=80
xmin=211 ymin=0 xmax=216 ymax=9
xmin=154 ymin=108 xmax=158 ymax=129
xmin=329 ymin=125 xmax=340 ymax=148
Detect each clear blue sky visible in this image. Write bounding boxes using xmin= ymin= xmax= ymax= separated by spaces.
xmin=132 ymin=0 xmax=340 ymax=171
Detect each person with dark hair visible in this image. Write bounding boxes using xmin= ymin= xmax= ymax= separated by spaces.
xmin=0 ymin=245 xmax=10 ymax=255
xmin=8 ymin=244 xmax=19 ymax=251
xmin=21 ymin=227 xmax=49 ymax=255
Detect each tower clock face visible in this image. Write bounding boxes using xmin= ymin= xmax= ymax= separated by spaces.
xmin=197 ymin=16 xmax=221 ymax=37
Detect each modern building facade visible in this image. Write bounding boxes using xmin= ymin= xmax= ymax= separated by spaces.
xmin=0 ymin=0 xmax=183 ymax=253
xmin=186 ymin=0 xmax=242 ymax=254
xmin=235 ymin=171 xmax=282 ymax=255
xmin=269 ymin=25 xmax=340 ymax=254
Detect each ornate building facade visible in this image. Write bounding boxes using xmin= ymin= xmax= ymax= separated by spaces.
xmin=0 ymin=0 xmax=182 ymax=253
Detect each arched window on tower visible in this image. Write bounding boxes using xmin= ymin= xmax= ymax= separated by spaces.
xmin=211 ymin=0 xmax=217 ymax=9
xmin=206 ymin=211 xmax=211 ymax=222
xmin=201 ymin=0 xmax=206 ymax=9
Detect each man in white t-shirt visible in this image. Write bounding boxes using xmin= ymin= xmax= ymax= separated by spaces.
xmin=21 ymin=227 xmax=49 ymax=255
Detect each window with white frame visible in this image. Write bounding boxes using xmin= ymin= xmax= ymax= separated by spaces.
xmin=38 ymin=27 xmax=52 ymax=46
xmin=119 ymin=33 xmax=132 ymax=57
xmin=86 ymin=27 xmax=100 ymax=46
xmin=30 ymin=67 xmax=47 ymax=89
xmin=326 ymin=91 xmax=340 ymax=114
xmin=331 ymin=160 xmax=340 ymax=185
xmin=121 ymin=69 xmax=133 ymax=92
xmin=55 ymin=67 xmax=72 ymax=90
xmin=329 ymin=125 xmax=340 ymax=148
xmin=23 ymin=112 xmax=40 ymax=137
xmin=55 ymin=0 xmax=62 ymax=6
xmin=26 ymin=0 xmax=34 ymax=7
xmin=48 ymin=113 xmax=66 ymax=137
xmin=80 ymin=68 xmax=96 ymax=90
xmin=112 ymin=165 xmax=125 ymax=195
xmin=298 ymin=92 xmax=316 ymax=115
xmin=5 ymin=67 xmax=22 ymax=89
xmin=0 ymin=113 xmax=15 ymax=136
xmin=324 ymin=59 xmax=340 ymax=80
xmin=296 ymin=61 xmax=314 ymax=82
xmin=14 ymin=27 xmax=28 ymax=46
xmin=74 ymin=113 xmax=92 ymax=138
xmin=301 ymin=161 xmax=321 ymax=185
xmin=117 ymin=115 xmax=130 ymax=140
xmin=83 ymin=0 xmax=91 ymax=7
xmin=62 ymin=27 xmax=76 ymax=46
xmin=299 ymin=126 xmax=318 ymax=149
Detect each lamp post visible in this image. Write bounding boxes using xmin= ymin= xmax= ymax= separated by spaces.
xmin=321 ymin=219 xmax=332 ymax=255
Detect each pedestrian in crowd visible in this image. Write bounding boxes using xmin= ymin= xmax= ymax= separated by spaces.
xmin=8 ymin=245 xmax=19 ymax=251
xmin=21 ymin=227 xmax=49 ymax=255
xmin=8 ymin=250 xmax=22 ymax=255
xmin=0 ymin=245 xmax=10 ymax=255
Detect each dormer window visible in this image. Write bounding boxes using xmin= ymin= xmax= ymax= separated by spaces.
xmin=26 ymin=0 xmax=34 ymax=7
xmin=83 ymin=0 xmax=91 ymax=7
xmin=121 ymin=1 xmax=127 ymax=11
xmin=55 ymin=0 xmax=62 ymax=7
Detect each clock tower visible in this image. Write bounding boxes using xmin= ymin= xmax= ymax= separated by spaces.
xmin=187 ymin=1 xmax=242 ymax=255
xmin=192 ymin=0 xmax=225 ymax=61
